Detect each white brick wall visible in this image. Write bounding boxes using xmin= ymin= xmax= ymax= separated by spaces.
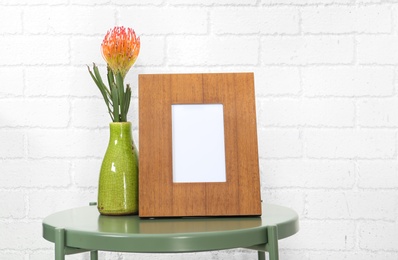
xmin=1 ymin=1 xmax=397 ymax=260
xmin=262 ymin=36 xmax=354 ymax=65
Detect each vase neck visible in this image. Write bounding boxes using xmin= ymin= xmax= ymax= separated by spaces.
xmin=109 ymin=122 xmax=132 ymax=145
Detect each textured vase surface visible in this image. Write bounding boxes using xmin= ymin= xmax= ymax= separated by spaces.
xmin=98 ymin=122 xmax=138 ymax=215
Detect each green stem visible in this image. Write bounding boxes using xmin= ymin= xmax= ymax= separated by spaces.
xmin=115 ymin=73 xmax=125 ymax=121
xmin=111 ymin=83 xmax=119 ymax=122
xmin=88 ymin=64 xmax=133 ymax=123
xmin=106 ymin=66 xmax=115 ymax=100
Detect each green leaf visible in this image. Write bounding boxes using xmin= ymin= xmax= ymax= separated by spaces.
xmin=106 ymin=66 xmax=114 ymax=100
xmin=87 ymin=65 xmax=99 ymax=85
xmin=93 ymin=64 xmax=106 ymax=90
xmin=93 ymin=64 xmax=112 ymax=100
xmin=88 ymin=64 xmax=114 ymax=121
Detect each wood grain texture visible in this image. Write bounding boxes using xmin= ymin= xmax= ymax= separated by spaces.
xmin=138 ymin=74 xmax=173 ymax=216
xmin=170 ymin=74 xmax=207 ymax=216
xmin=203 ymin=73 xmax=240 ymax=215
xmin=138 ymin=73 xmax=261 ymax=217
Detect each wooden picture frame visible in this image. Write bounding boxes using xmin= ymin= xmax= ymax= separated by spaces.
xmin=138 ymin=73 xmax=261 ymax=217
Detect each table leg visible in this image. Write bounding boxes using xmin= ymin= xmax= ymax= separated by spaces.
xmin=257 ymin=251 xmax=266 ymax=260
xmin=90 ymin=250 xmax=98 ymax=260
xmin=267 ymin=226 xmax=279 ymax=260
xmin=55 ymin=228 xmax=65 ymax=260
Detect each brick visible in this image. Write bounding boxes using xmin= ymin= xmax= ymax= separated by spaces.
xmin=0 ymin=252 xmax=25 ymax=260
xmin=168 ymin=0 xmax=257 ymax=5
xmin=73 ymin=159 xmax=101 ymax=187
xmin=24 ymin=7 xmax=115 ymax=35
xmin=0 ymin=160 xmax=70 ymax=188
xmin=302 ymin=66 xmax=394 ymax=97
xmin=0 ymin=191 xmax=25 ymax=218
xmin=126 ymin=96 xmax=139 ymax=130
xmin=357 ymin=36 xmax=398 ymax=65
xmin=254 ymin=67 xmax=301 ymax=96
xmin=305 ymin=129 xmax=396 ymax=159
xmin=124 ymin=72 xmax=139 ymax=96
xmin=357 ymin=98 xmax=398 ymax=127
xmin=308 ymin=252 xmax=398 ymax=260
xmin=357 ymin=161 xmax=398 ymax=188
xmin=25 ymin=66 xmax=100 ymax=97
xmin=262 ymin=190 xmax=305 ymax=217
xmin=0 ymin=36 xmax=69 ymax=65
xmin=279 ymin=251 xmax=308 ymax=260
xmin=211 ymin=8 xmax=299 ymax=35
xmin=70 ymin=36 xmax=103 ymax=66
xmin=262 ymin=36 xmax=354 ymax=65
xmin=0 ymin=7 xmax=22 ymax=34
xmin=0 ymin=131 xmax=24 ymax=158
xmin=71 ymin=0 xmax=110 ymax=4
xmin=262 ymin=0 xmax=353 ymax=4
xmin=27 ymin=129 xmax=108 ymax=158
xmin=0 ymin=98 xmax=69 ymax=128
xmin=393 ymin=7 xmax=398 ymax=34
xmin=0 ymin=221 xmax=49 ymax=250
xmin=132 ymin=129 xmax=139 ymax=149
xmin=302 ymin=6 xmax=391 ymax=34
xmin=29 ymin=251 xmax=55 ymax=260
xmin=261 ymin=160 xmax=355 ymax=188
xmin=168 ymin=36 xmax=259 ymax=66
xmin=28 ymin=190 xmax=96 ymax=218
xmin=0 ymin=0 xmax=67 ymax=4
xmin=257 ymin=129 xmax=302 ymax=159
xmin=281 ymin=220 xmax=355 ymax=250
xmin=111 ymin=0 xmax=163 ymax=5
xmin=257 ymin=98 xmax=355 ymax=127
xmin=135 ymin=36 xmax=165 ymax=66
xmin=120 ymin=8 xmax=207 ymax=35
xmin=71 ymin=98 xmax=110 ymax=128
xmin=0 ymin=68 xmax=24 ymax=96
xmin=359 ymin=221 xmax=398 ymax=251
xmin=306 ymin=191 xmax=397 ymax=220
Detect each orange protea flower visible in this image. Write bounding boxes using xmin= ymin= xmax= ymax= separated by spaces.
xmin=101 ymin=26 xmax=140 ymax=78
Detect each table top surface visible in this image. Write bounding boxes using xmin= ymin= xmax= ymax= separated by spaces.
xmin=42 ymin=204 xmax=299 ymax=253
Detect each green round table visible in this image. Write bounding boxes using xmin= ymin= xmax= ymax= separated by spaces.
xmin=42 ymin=204 xmax=299 ymax=260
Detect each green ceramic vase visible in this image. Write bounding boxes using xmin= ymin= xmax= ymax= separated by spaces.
xmin=97 ymin=122 xmax=138 ymax=215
